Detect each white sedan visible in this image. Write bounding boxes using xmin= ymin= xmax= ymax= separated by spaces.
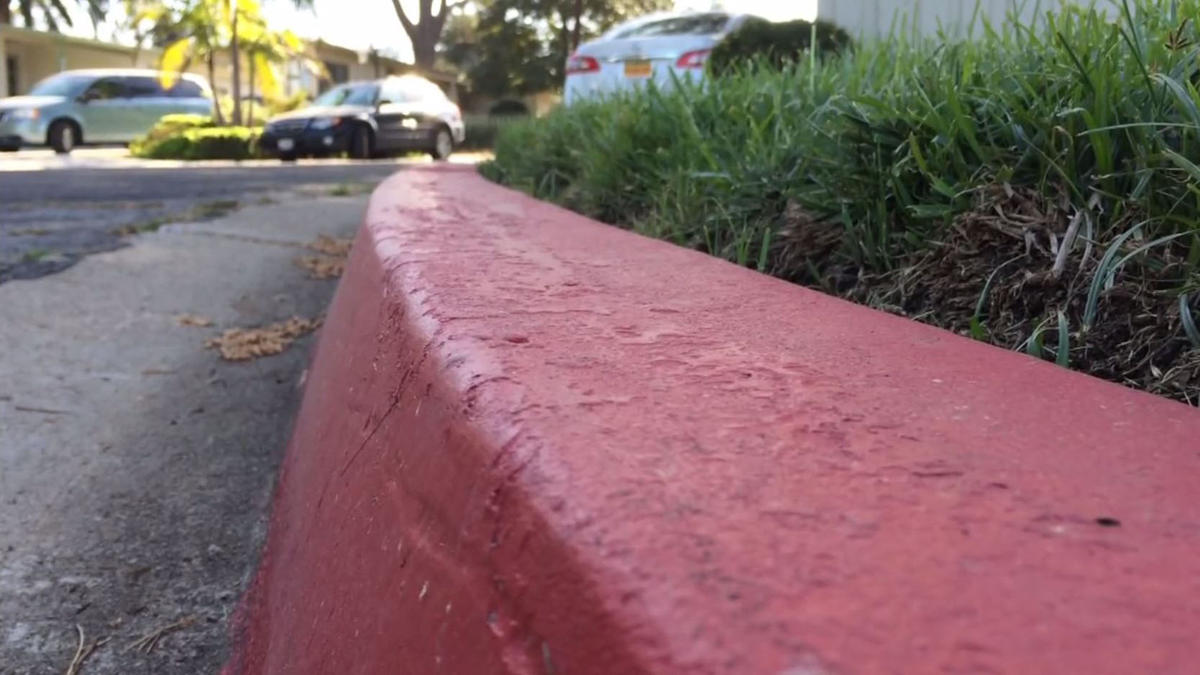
xmin=563 ymin=11 xmax=760 ymax=105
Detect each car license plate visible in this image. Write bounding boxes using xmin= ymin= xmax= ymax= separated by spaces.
xmin=402 ymin=118 xmax=418 ymax=129
xmin=277 ymin=137 xmax=295 ymax=152
xmin=624 ymin=60 xmax=652 ymax=78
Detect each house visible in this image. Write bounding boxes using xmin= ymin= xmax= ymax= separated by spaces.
xmin=816 ymin=0 xmax=1114 ymax=39
xmin=0 ymin=23 xmax=455 ymax=101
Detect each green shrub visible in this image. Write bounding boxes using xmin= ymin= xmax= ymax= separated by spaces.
xmin=128 ymin=114 xmax=214 ymax=156
xmin=131 ymin=116 xmax=262 ymax=160
xmin=708 ymin=17 xmax=851 ymax=75
xmin=460 ymin=114 xmax=524 ymax=151
xmin=484 ymin=0 xmax=1200 ymax=403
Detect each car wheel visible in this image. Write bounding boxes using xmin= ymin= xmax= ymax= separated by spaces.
xmin=429 ymin=127 xmax=453 ymax=161
xmin=349 ymin=125 xmax=373 ymax=160
xmin=49 ymin=120 xmax=79 ymax=155
xmin=279 ymin=152 xmax=298 ymax=163
xmin=0 ymin=146 xmax=19 ymax=153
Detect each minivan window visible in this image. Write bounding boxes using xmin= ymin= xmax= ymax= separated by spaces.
xmin=168 ymin=79 xmax=205 ymax=98
xmin=123 ymin=76 xmax=164 ymax=98
xmin=313 ymin=83 xmax=378 ymax=107
xmin=83 ymin=78 xmax=126 ymax=100
xmin=28 ymin=73 xmax=94 ymax=97
xmin=610 ymin=13 xmax=731 ymax=38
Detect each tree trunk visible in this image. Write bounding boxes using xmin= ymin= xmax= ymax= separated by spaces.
xmin=0 ymin=4 xmax=11 ymax=24
xmin=246 ymin=56 xmax=255 ymax=125
xmin=208 ymin=54 xmax=226 ymax=126
xmin=392 ymin=0 xmax=451 ymax=71
xmin=411 ymin=25 xmax=438 ymax=70
xmin=569 ymin=0 xmax=584 ymax=53
xmin=230 ymin=7 xmax=242 ymax=126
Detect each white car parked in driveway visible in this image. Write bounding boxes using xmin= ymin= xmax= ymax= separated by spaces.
xmin=563 ymin=11 xmax=759 ymax=105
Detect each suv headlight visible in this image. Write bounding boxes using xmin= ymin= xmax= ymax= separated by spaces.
xmin=10 ymin=108 xmax=40 ymax=120
xmin=310 ymin=117 xmax=341 ymax=130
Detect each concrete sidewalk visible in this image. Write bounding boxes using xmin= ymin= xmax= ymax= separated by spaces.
xmin=0 ymin=192 xmax=370 ymax=673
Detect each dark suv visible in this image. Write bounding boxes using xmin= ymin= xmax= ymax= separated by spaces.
xmin=260 ymin=75 xmax=465 ymax=161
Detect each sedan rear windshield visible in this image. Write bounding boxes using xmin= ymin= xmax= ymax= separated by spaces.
xmin=609 ymin=13 xmax=731 ymax=39
xmin=314 ymin=84 xmax=379 ymax=107
xmin=29 ymin=74 xmax=95 ymax=97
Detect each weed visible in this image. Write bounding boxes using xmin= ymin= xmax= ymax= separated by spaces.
xmin=326 ymin=183 xmax=373 ymax=197
xmin=193 ymin=200 xmax=240 ymax=219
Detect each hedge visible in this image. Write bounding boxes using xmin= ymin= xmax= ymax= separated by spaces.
xmin=130 ymin=115 xmax=263 ymax=160
xmin=708 ymin=18 xmax=852 ymax=75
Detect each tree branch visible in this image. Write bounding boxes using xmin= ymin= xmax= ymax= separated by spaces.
xmin=390 ymin=0 xmax=416 ymax=34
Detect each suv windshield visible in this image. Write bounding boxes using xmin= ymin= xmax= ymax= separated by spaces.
xmin=29 ymin=73 xmax=95 ymax=97
xmin=610 ymin=13 xmax=731 ymax=39
xmin=313 ymin=83 xmax=378 ymax=107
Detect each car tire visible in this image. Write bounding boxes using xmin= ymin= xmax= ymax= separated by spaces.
xmin=0 ymin=146 xmax=19 ymax=153
xmin=429 ymin=126 xmax=453 ymax=161
xmin=349 ymin=125 xmax=373 ymax=160
xmin=279 ymin=152 xmax=298 ymax=163
xmin=49 ymin=120 xmax=79 ymax=155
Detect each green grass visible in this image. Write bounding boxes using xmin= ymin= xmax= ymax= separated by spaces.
xmin=326 ymin=182 xmax=374 ymax=197
xmin=21 ymin=248 xmax=51 ymax=263
xmin=484 ymin=0 xmax=1200 ymax=402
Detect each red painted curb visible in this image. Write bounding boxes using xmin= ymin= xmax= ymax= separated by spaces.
xmin=228 ymin=164 xmax=1200 ymax=675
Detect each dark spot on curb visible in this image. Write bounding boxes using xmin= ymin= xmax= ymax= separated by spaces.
xmin=1095 ymin=517 xmax=1121 ymax=527
xmin=504 ymin=336 xmax=529 ymax=344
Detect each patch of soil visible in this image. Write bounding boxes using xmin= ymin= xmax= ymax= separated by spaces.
xmin=785 ymin=185 xmax=1200 ymax=404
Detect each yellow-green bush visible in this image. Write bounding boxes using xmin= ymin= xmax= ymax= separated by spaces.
xmin=131 ymin=116 xmax=262 ymax=160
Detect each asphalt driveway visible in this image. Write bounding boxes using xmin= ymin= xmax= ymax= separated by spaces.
xmin=0 ymin=155 xmax=436 ymax=283
xmin=0 ymin=158 xmax=424 ymax=673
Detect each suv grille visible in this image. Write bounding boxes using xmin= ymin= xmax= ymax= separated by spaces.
xmin=270 ymin=119 xmax=308 ymax=134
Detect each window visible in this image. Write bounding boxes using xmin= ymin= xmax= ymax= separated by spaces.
xmin=5 ymin=56 xmax=17 ymax=97
xmin=610 ymin=13 xmax=732 ymax=39
xmin=380 ymin=77 xmax=444 ymax=105
xmin=324 ymin=61 xmax=350 ymax=84
xmin=82 ymin=78 xmax=127 ymax=100
xmin=313 ymin=83 xmax=378 ymax=107
xmin=123 ymin=76 xmax=164 ymax=98
xmin=167 ymin=79 xmax=205 ymax=98
xmin=28 ymin=72 xmax=94 ymax=97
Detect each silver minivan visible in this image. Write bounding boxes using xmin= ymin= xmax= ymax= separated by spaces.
xmin=0 ymin=69 xmax=214 ymax=154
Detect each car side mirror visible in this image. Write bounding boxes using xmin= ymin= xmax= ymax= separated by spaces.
xmin=377 ymin=99 xmax=391 ymax=109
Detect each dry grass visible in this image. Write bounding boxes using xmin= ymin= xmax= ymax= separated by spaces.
xmin=176 ymin=314 xmax=214 ymax=327
xmin=205 ymin=316 xmax=322 ymax=361
xmin=294 ymin=234 xmax=353 ymax=280
xmin=294 ymin=255 xmax=345 ymax=280
xmin=63 ymin=625 xmax=109 ymax=675
xmin=126 ymin=616 xmax=197 ymax=655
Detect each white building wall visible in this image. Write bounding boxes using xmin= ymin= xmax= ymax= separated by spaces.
xmin=816 ymin=0 xmax=1111 ymax=39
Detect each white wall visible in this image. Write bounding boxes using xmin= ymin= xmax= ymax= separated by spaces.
xmin=816 ymin=0 xmax=1111 ymax=39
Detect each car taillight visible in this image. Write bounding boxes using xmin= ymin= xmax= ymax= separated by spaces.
xmin=565 ymin=54 xmax=601 ymax=75
xmin=675 ymin=49 xmax=711 ymax=69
